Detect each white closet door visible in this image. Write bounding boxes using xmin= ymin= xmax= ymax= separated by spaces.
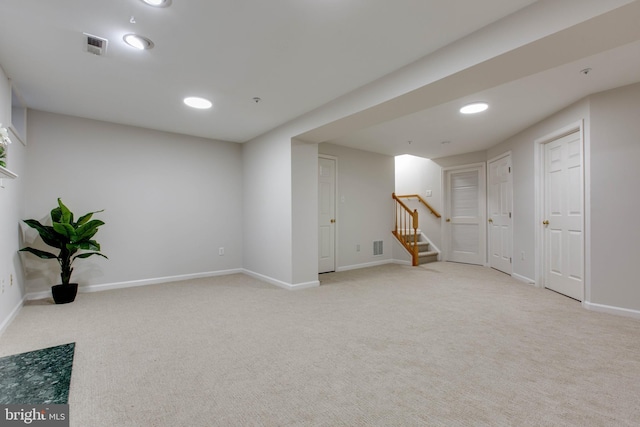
xmin=445 ymin=165 xmax=486 ymax=265
xmin=543 ymin=131 xmax=584 ymax=300
xmin=318 ymin=157 xmax=336 ymax=273
xmin=488 ymin=154 xmax=513 ymax=274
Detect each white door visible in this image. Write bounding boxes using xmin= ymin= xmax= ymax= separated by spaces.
xmin=318 ymin=157 xmax=336 ymax=273
xmin=543 ymin=131 xmax=584 ymax=301
xmin=488 ymin=153 xmax=512 ymax=274
xmin=444 ymin=165 xmax=486 ymax=265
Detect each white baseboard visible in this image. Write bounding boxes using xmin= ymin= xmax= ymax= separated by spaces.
xmin=512 ymin=273 xmax=535 ymax=285
xmin=0 ymin=295 xmax=26 ymax=337
xmin=393 ymin=259 xmax=413 ymax=266
xmin=25 ymin=290 xmax=51 ymax=301
xmin=242 ymin=269 xmax=319 ymax=290
xmin=81 ymin=269 xmax=245 ymax=293
xmin=583 ymin=301 xmax=640 ymax=319
xmin=25 ymin=269 xmax=244 ymax=300
xmin=336 ymin=259 xmax=395 ymax=272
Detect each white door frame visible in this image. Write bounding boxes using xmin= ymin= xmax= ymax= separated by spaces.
xmin=442 ymin=162 xmax=487 ymax=265
xmin=534 ymin=120 xmax=588 ymax=301
xmin=487 ymin=151 xmax=513 ymax=275
xmin=318 ymin=154 xmax=338 ymax=273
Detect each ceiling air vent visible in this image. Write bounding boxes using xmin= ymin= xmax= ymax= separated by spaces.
xmin=83 ymin=33 xmax=108 ymax=56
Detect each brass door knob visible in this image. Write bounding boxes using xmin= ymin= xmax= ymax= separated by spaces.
xmin=330 ymin=219 xmax=336 ymax=223
xmin=446 ymin=218 xmax=451 ymax=222
xmin=542 ymin=220 xmax=549 ymax=225
xmin=488 ymin=218 xmax=493 ymax=223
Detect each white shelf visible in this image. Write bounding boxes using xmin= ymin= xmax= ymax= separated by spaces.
xmin=0 ymin=165 xmax=18 ymax=179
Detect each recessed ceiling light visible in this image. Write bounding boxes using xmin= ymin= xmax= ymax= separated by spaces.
xmin=140 ymin=0 xmax=172 ymax=7
xmin=123 ymin=33 xmax=154 ymax=50
xmin=184 ymin=97 xmax=213 ymax=109
xmin=460 ymin=102 xmax=489 ymax=114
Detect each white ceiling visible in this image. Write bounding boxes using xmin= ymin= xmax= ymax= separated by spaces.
xmin=329 ymin=38 xmax=640 ymax=159
xmin=1 ymin=0 xmax=639 ymax=161
xmin=0 ymin=0 xmax=537 ymax=143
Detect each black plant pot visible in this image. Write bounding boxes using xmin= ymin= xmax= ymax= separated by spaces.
xmin=51 ymin=283 xmax=78 ymax=304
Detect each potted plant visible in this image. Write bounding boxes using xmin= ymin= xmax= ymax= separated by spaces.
xmin=20 ymin=198 xmax=107 ymax=304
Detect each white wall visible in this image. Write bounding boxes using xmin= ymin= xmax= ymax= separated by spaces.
xmin=318 ymin=143 xmax=395 ymax=270
xmin=242 ymin=131 xmax=293 ymax=285
xmin=22 ymin=110 xmax=243 ymax=294
xmin=224 ymin=1 xmax=636 ymax=289
xmin=487 ymin=100 xmax=590 ymax=283
xmin=589 ymin=82 xmax=640 ymax=311
xmin=291 ymin=139 xmax=318 ymax=286
xmin=0 ymin=67 xmax=27 ymax=333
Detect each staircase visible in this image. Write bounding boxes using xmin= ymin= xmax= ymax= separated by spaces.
xmin=392 ymin=193 xmax=441 ymax=266
xmin=400 ymin=230 xmax=439 ymax=265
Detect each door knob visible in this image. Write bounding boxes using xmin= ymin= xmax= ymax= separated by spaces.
xmin=446 ymin=218 xmax=451 ymax=222
xmin=542 ymin=220 xmax=549 ymax=225
xmin=330 ymin=219 xmax=336 ymax=223
xmin=488 ymin=218 xmax=493 ymax=223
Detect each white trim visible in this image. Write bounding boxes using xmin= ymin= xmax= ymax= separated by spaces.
xmin=25 ymin=269 xmax=244 ymax=300
xmin=486 ymin=151 xmax=512 ymax=166
xmin=25 ymin=290 xmax=51 ymax=300
xmin=583 ymin=301 xmax=640 ymax=320
xmin=336 ymin=259 xmax=396 ymax=272
xmin=0 ymin=294 xmax=26 ymax=337
xmin=534 ymin=121 xmax=585 ymax=298
xmin=582 ymin=117 xmax=592 ymax=304
xmin=243 ymin=269 xmax=319 ymax=290
xmin=512 ymin=272 xmax=535 ymax=285
xmin=81 ymin=269 xmax=244 ymax=293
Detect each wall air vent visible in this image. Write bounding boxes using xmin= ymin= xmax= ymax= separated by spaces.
xmin=83 ymin=33 xmax=108 ymax=56
xmin=373 ymin=240 xmax=383 ymax=256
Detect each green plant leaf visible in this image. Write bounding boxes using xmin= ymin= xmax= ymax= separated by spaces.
xmin=76 ymin=210 xmax=104 ymax=227
xmin=22 ymin=220 xmax=63 ymax=249
xmin=74 ymin=240 xmax=100 ymax=251
xmin=75 ymin=220 xmax=105 ymax=241
xmin=50 ymin=207 xmax=62 ymax=223
xmin=19 ymin=247 xmax=59 ymax=260
xmin=52 ymin=222 xmax=76 ymax=240
xmin=73 ymin=252 xmax=108 ymax=260
xmin=57 ymin=198 xmax=73 ymax=224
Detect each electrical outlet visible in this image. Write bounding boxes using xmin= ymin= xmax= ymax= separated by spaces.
xmin=219 ymin=247 xmax=225 ymax=256
xmin=10 ymin=274 xmax=13 ymax=287
xmin=521 ymin=251 xmax=525 ymax=261
xmin=356 ymin=244 xmax=360 ymax=252
xmin=425 ymin=190 xmax=432 ymax=197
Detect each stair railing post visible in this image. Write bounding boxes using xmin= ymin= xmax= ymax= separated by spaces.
xmin=412 ymin=209 xmax=419 ymax=266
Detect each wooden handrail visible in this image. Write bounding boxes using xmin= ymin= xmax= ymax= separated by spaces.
xmin=395 ymin=194 xmax=441 ymax=218
xmin=392 ymin=193 xmax=420 ymax=266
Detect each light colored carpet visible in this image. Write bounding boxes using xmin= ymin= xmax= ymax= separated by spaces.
xmin=1 ymin=262 xmax=639 ymax=426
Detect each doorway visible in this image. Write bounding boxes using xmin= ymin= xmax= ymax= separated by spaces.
xmin=318 ymin=156 xmax=337 ymax=273
xmin=443 ymin=163 xmax=486 ymax=265
xmin=488 ymin=152 xmax=513 ymax=274
xmin=537 ymin=127 xmax=584 ymax=301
